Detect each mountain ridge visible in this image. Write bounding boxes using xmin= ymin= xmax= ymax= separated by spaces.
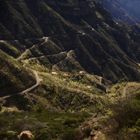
xmin=101 ymin=0 xmax=140 ymax=24
xmin=0 ymin=0 xmax=140 ymax=83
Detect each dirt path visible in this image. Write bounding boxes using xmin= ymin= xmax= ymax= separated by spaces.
xmin=17 ymin=36 xmax=49 ymax=61
xmin=0 ymin=70 xmax=42 ymax=101
xmin=18 ymin=70 xmax=42 ymax=95
xmin=122 ymin=83 xmax=127 ymax=98
xmin=0 ymin=37 xmax=50 ymax=100
xmin=17 ymin=45 xmax=36 ymax=60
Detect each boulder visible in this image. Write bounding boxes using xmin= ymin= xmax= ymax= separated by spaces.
xmin=18 ymin=130 xmax=34 ymax=140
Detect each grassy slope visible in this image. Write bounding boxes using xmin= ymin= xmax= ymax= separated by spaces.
xmin=89 ymin=82 xmax=140 ymax=140
xmin=0 ymin=60 xmax=108 ymax=140
xmin=106 ymin=83 xmax=140 ymax=140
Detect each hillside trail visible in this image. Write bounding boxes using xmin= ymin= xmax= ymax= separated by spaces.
xmin=0 ymin=69 xmax=42 ymax=101
xmin=17 ymin=37 xmax=49 ymax=60
xmin=121 ymin=83 xmax=127 ymax=98
xmin=0 ymin=37 xmax=49 ymax=99
xmin=0 ymin=37 xmax=49 ymax=101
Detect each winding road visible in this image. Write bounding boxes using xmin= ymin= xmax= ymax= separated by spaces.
xmin=19 ymin=70 xmax=42 ymax=95
xmin=5 ymin=37 xmax=49 ymax=98
xmin=17 ymin=37 xmax=49 ymax=61
xmin=17 ymin=45 xmax=36 ymax=61
xmin=0 ymin=38 xmax=48 ymax=101
xmin=0 ymin=70 xmax=42 ymax=101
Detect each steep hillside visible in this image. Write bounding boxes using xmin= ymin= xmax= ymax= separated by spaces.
xmin=0 ymin=0 xmax=140 ymax=140
xmin=0 ymin=0 xmax=140 ymax=82
xmin=118 ymin=0 xmax=140 ymax=21
xmin=0 ymin=48 xmax=35 ymax=96
xmin=101 ymin=0 xmax=140 ymax=24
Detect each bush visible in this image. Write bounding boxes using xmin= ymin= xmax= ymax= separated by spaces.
xmin=62 ymin=128 xmax=85 ymax=140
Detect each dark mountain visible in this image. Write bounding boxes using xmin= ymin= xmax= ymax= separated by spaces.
xmin=0 ymin=0 xmax=140 ymax=83
xmin=101 ymin=0 xmax=140 ymax=24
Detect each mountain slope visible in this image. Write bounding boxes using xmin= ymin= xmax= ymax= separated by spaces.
xmin=0 ymin=0 xmax=140 ymax=83
xmin=101 ymin=0 xmax=140 ymax=24
xmin=0 ymin=1 xmax=140 ymax=139
xmin=0 ymin=48 xmax=35 ymax=96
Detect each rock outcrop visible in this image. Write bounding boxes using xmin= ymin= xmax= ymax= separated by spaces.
xmin=18 ymin=130 xmax=34 ymax=140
